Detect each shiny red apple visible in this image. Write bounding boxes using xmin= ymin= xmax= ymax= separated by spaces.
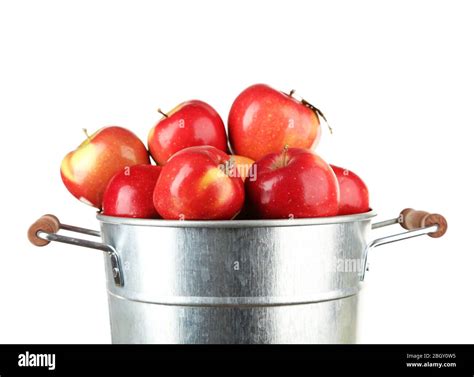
xmin=246 ymin=148 xmax=339 ymax=219
xmin=228 ymin=84 xmax=322 ymax=161
xmin=153 ymin=146 xmax=245 ymax=220
xmin=330 ymin=165 xmax=370 ymax=215
xmin=102 ymin=165 xmax=162 ymax=218
xmin=148 ymin=100 xmax=228 ymax=165
xmin=60 ymin=126 xmax=150 ymax=208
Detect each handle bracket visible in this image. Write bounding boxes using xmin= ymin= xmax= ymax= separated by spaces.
xmin=361 ymin=208 xmax=447 ymax=281
xmin=29 ymin=215 xmax=123 ymax=286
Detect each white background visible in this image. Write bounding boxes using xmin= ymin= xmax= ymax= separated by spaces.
xmin=0 ymin=0 xmax=473 ymax=343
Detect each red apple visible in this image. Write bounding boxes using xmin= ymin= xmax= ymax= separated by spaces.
xmin=148 ymin=100 xmax=228 ymax=165
xmin=102 ymin=165 xmax=162 ymax=218
xmin=60 ymin=126 xmax=150 ymax=208
xmin=153 ymin=146 xmax=245 ymax=220
xmin=246 ymin=148 xmax=339 ymax=219
xmin=228 ymin=84 xmax=322 ymax=161
xmin=330 ymin=165 xmax=370 ymax=215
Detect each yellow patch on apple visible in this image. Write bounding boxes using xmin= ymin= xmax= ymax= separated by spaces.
xmin=61 ymin=143 xmax=100 ymax=184
xmin=198 ymin=167 xmax=227 ymax=191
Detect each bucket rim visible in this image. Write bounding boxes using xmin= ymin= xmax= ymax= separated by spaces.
xmin=97 ymin=209 xmax=377 ymax=228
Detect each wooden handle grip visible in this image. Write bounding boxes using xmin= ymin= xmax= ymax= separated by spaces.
xmin=399 ymin=208 xmax=447 ymax=238
xmin=27 ymin=214 xmax=61 ymax=247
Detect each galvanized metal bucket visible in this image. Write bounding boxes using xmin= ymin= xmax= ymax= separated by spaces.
xmin=28 ymin=208 xmax=447 ymax=344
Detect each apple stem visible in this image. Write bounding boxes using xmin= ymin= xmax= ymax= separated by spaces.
xmin=282 ymin=145 xmax=290 ymax=166
xmin=157 ymin=108 xmax=168 ymax=118
xmin=82 ymin=128 xmax=91 ymax=140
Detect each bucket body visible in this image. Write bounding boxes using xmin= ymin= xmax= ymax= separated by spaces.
xmin=99 ymin=212 xmax=375 ymax=344
xmin=29 ymin=208 xmax=445 ymax=343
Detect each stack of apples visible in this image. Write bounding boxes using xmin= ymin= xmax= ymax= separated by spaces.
xmin=60 ymin=84 xmax=369 ymax=220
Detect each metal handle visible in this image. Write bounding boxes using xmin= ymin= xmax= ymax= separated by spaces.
xmin=28 ymin=214 xmax=123 ymax=286
xmin=361 ymin=208 xmax=448 ymax=281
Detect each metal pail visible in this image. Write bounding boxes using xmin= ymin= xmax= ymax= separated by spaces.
xmin=28 ymin=208 xmax=446 ymax=343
